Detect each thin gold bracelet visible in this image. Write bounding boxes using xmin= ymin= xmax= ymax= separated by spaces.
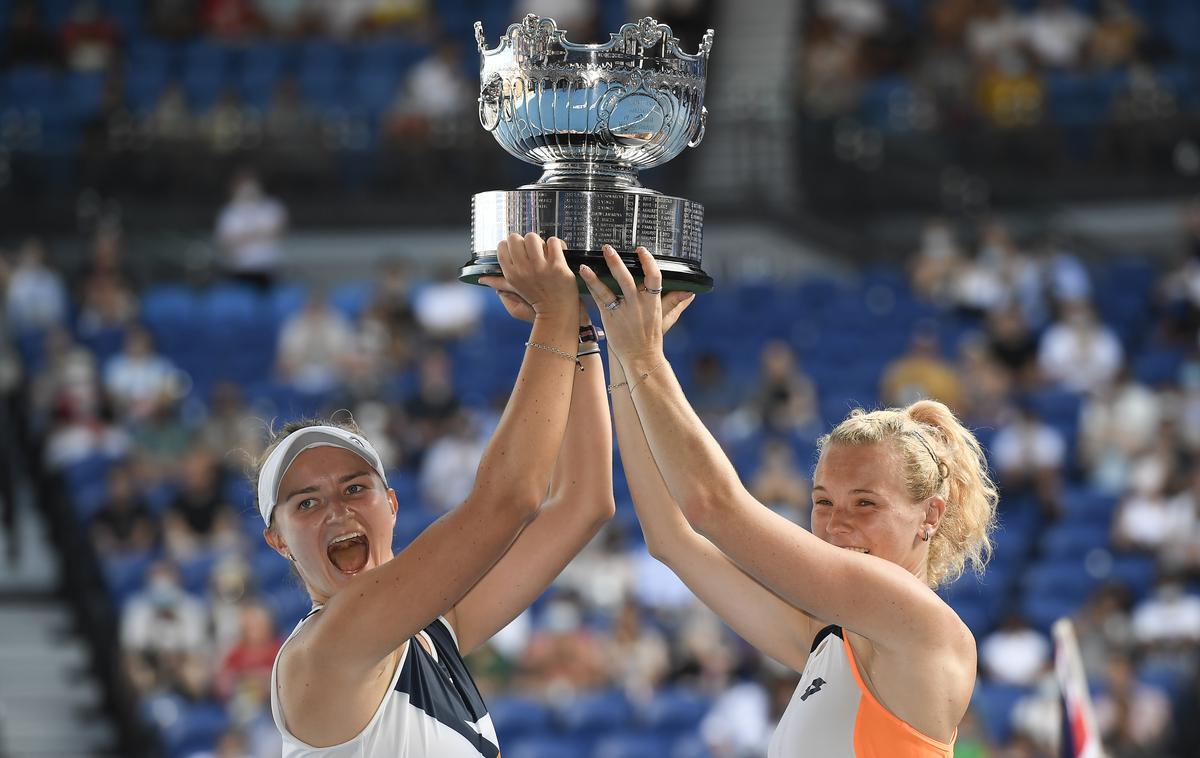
xmin=629 ymin=360 xmax=666 ymax=393
xmin=526 ymin=341 xmax=583 ymax=371
xmin=606 ymin=381 xmax=629 ymax=395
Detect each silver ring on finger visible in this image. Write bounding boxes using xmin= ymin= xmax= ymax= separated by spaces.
xmin=644 ymin=286 xmax=663 ymax=295
xmin=605 ymin=297 xmax=622 ymax=312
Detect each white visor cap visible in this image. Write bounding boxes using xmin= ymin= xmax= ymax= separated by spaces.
xmin=258 ymin=425 xmax=389 ymax=525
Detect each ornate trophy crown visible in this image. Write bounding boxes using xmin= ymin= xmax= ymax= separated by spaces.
xmin=475 ymin=15 xmax=715 ymax=191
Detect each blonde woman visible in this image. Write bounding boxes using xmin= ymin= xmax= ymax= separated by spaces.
xmin=581 ymin=246 xmax=998 ymax=756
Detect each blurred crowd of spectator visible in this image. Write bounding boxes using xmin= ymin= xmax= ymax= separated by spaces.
xmin=798 ymin=0 xmax=1198 ymax=142
xmin=6 ymin=176 xmax=1200 ymax=755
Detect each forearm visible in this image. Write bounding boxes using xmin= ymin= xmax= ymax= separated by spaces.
xmin=621 ymin=351 xmax=747 ymax=529
xmin=544 ymin=339 xmax=612 ymax=517
xmin=471 ymin=313 xmax=580 ymax=508
xmin=609 ymin=351 xmax=694 ymax=557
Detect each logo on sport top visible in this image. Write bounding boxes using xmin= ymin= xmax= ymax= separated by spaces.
xmin=799 ymin=678 xmax=826 ymax=701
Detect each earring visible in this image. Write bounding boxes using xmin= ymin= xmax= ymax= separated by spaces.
xmin=921 ymin=527 xmax=932 ymax=542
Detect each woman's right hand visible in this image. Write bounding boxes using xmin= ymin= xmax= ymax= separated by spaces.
xmin=489 ymin=233 xmax=578 ymax=321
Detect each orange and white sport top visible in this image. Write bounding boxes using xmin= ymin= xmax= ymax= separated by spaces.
xmin=768 ymin=625 xmax=954 ymax=758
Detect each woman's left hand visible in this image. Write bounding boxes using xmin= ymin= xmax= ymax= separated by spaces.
xmin=579 ymin=245 xmax=693 ymax=367
xmin=480 ymin=276 xmax=591 ymax=326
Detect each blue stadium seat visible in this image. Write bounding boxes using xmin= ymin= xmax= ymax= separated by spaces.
xmin=329 ymin=279 xmax=376 ymax=320
xmin=127 ymin=39 xmax=172 ymax=73
xmin=1019 ymin=593 xmax=1081 ymax=632
xmin=487 ymin=696 xmax=553 ymax=741
xmin=141 ymin=285 xmax=199 ymax=329
xmin=1104 ymin=553 xmax=1158 ymax=600
xmin=505 ymin=736 xmax=590 ymax=758
xmin=1020 ymin=558 xmax=1098 ymax=601
xmin=670 ymin=733 xmax=715 ymax=758
xmin=1133 ymin=347 xmax=1185 ymax=387
xmin=177 ymin=550 xmax=224 ymax=595
xmin=124 ymin=68 xmax=171 ymax=113
xmin=560 ymin=690 xmax=633 ymax=735
xmin=972 ymin=681 xmax=1030 ymax=743
xmin=267 ymin=584 xmax=313 ymax=631
xmin=640 ymin=687 xmax=711 ymax=733
xmin=250 ymin=548 xmax=294 ymax=595
xmin=4 ymin=66 xmax=58 ymax=109
xmin=65 ymin=71 xmax=105 ymax=118
xmin=160 ymin=702 xmax=228 ymax=758
xmin=592 ymin=734 xmax=672 ymax=758
xmin=101 ymin=550 xmax=157 ymax=607
xmin=1059 ymin=488 xmax=1119 ymax=527
xmin=1041 ymin=523 xmax=1111 ymax=558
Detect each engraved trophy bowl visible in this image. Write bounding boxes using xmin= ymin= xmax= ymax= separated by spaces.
xmin=461 ymin=14 xmax=715 ymax=293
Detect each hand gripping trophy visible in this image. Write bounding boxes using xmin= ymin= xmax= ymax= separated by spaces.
xmin=460 ymin=14 xmax=716 ymax=293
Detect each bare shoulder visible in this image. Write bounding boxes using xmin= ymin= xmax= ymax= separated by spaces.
xmin=276 ymin=616 xmax=404 ymax=747
xmin=848 ymin=604 xmax=977 ymax=743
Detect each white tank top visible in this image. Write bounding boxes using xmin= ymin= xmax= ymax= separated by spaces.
xmin=768 ymin=625 xmax=954 ymax=758
xmin=270 ymin=606 xmax=500 ymax=757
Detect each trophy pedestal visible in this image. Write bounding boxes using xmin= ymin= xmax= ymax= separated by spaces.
xmin=462 ymin=188 xmax=713 ymax=293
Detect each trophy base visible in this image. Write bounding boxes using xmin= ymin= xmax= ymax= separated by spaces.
xmin=463 ymin=188 xmax=712 ymax=294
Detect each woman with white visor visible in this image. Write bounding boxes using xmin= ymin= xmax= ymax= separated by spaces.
xmin=259 ymin=234 xmax=615 ymax=756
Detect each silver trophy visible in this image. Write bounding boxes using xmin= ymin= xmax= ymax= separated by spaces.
xmin=461 ymin=15 xmax=715 ymax=293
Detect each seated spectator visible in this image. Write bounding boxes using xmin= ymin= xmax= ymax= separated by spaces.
xmin=980 ymin=613 xmax=1051 ymax=686
xmin=31 ymin=327 xmax=101 ymax=428
xmin=1094 ymin=654 xmax=1173 ymax=753
xmin=215 ymin=169 xmax=288 ymax=290
xmin=129 ymin=398 xmax=194 ymax=489
xmin=974 ymin=49 xmax=1044 ymax=129
xmin=1131 ymin=575 xmax=1200 ymax=654
xmin=1072 ymin=583 xmax=1136 ymax=679
xmin=261 ymin=77 xmax=321 ymax=151
xmin=402 ymin=348 xmax=460 ymax=448
xmin=1 ymin=1 xmax=61 ymax=69
xmin=1037 ymin=301 xmax=1124 ymax=394
xmin=412 ymin=273 xmax=485 ymax=339
xmin=5 ymin=238 xmax=67 ymax=335
xmin=91 ymin=462 xmax=159 ymax=556
xmin=187 ymin=726 xmax=254 ymax=758
xmin=60 ymin=0 xmax=119 ymax=73
xmin=700 ymin=674 xmax=772 ymax=758
xmin=77 ymin=271 xmax=137 ymax=338
xmin=990 ymin=400 xmax=1065 ymax=518
xmin=385 ymin=41 xmax=472 ymax=141
xmin=1108 ymin=482 xmax=1185 ymax=554
xmin=689 ymin=351 xmax=741 ymax=431
xmin=1161 ymin=468 xmax=1200 ymax=575
xmin=201 ymin=89 xmax=252 ymax=154
xmin=605 ymin=598 xmax=669 ymax=701
xmin=955 ymin=220 xmax=1040 ymax=319
xmin=1088 ymin=0 xmax=1144 ymax=70
xmin=1024 ymin=0 xmax=1095 ymax=69
xmin=1078 ymin=367 xmax=1161 ymax=494
xmin=748 ymin=438 xmax=811 ymax=528
xmin=215 ymin=602 xmax=281 ymax=701
xmin=44 ymin=400 xmax=131 ymax=471
xmin=1037 ymin=235 xmax=1092 ymax=309
xmin=252 ymin=0 xmax=311 ymax=37
xmin=741 ymin=341 xmax=819 ymax=437
xmin=163 ymin=445 xmax=242 ymax=560
xmin=986 ymin=303 xmax=1040 ymax=388
xmin=197 ymin=381 xmax=264 ymax=468
xmin=275 ymin=292 xmax=355 ymax=395
xmin=519 ymin=593 xmax=608 ymax=697
xmin=1160 ymin=198 xmax=1200 ymax=343
xmin=956 ymin=336 xmax=1012 ymax=426
xmin=418 ymin=409 xmax=486 ymax=512
xmin=880 ymin=328 xmax=963 ymax=411
xmin=102 ymin=326 xmax=185 ymax=422
xmin=966 ymin=0 xmax=1024 ymax=65
xmin=121 ymin=561 xmax=209 ymax=694
xmin=201 ymin=0 xmax=263 ymax=40
xmin=909 ymin=218 xmax=965 ymax=306
xmin=148 ymin=82 xmax=194 ymax=143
